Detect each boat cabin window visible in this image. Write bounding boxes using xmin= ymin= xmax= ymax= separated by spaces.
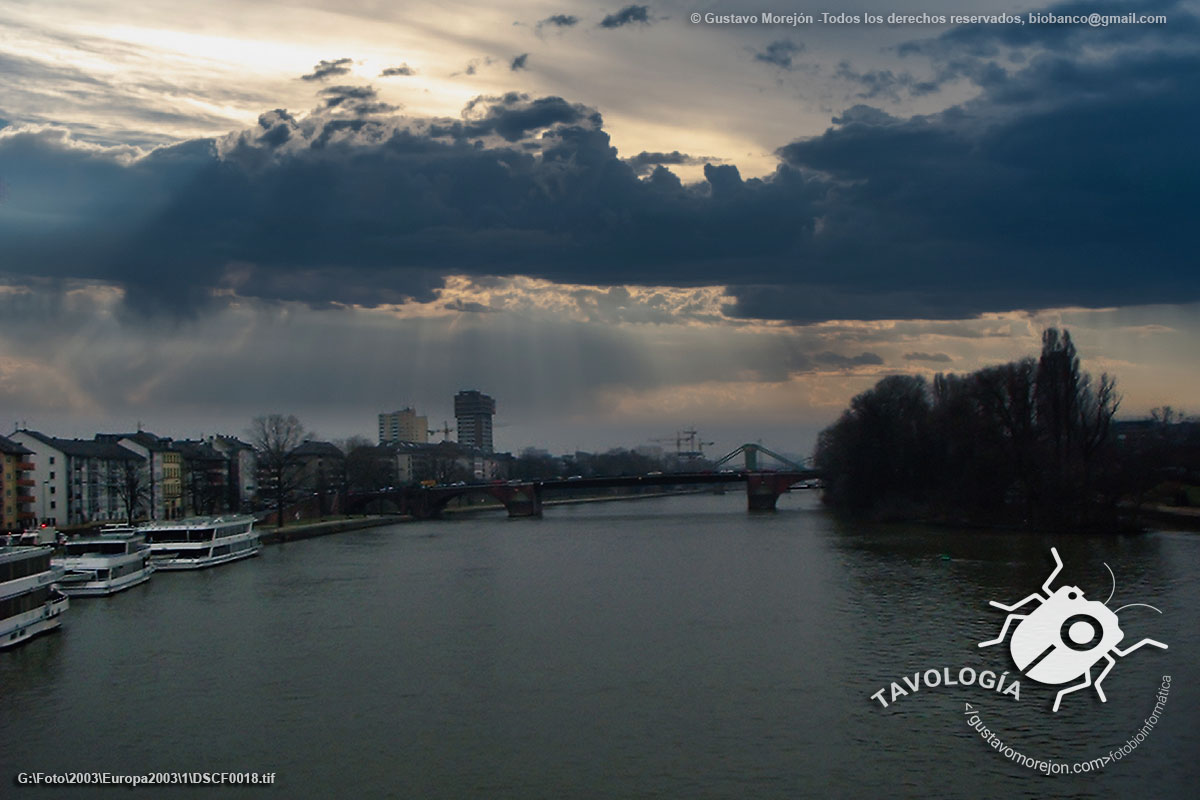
xmin=65 ymin=541 xmax=128 ymax=556
xmin=145 ymin=528 xmax=215 ymax=543
xmin=213 ymin=522 xmax=251 ymax=538
xmin=0 ymin=586 xmax=52 ymax=619
xmin=0 ymin=553 xmax=52 ymax=582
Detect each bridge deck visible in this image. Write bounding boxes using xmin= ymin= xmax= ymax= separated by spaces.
xmin=347 ymin=469 xmax=823 ymax=518
xmin=528 ymin=470 xmax=821 ymax=492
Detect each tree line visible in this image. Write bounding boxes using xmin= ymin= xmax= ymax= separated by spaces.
xmin=812 ymin=328 xmax=1169 ymax=531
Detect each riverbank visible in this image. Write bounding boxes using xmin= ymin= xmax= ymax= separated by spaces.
xmin=441 ymin=487 xmax=718 ymax=515
xmin=253 ymin=490 xmax=727 ymax=540
xmin=1138 ymin=504 xmax=1200 ymax=531
xmin=257 ymin=515 xmax=405 ymax=544
xmin=825 ymin=500 xmax=1200 ymax=534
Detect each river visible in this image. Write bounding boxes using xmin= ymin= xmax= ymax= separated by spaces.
xmin=2 ymin=492 xmax=1196 ymax=797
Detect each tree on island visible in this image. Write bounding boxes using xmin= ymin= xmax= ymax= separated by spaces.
xmin=248 ymin=413 xmax=307 ymax=528
xmin=814 ymin=328 xmax=1124 ymax=530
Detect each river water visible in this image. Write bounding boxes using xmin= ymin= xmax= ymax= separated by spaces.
xmin=2 ymin=492 xmax=1197 ymax=798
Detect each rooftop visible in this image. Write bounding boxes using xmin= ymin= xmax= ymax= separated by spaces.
xmin=171 ymin=439 xmax=227 ymax=462
xmin=18 ymin=431 xmax=145 ymax=461
xmin=0 ymin=434 xmax=33 ymax=457
xmin=96 ymin=431 xmax=174 ymax=452
xmin=291 ymin=440 xmax=344 ymax=458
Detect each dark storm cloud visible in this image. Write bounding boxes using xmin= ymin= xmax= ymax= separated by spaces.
xmin=903 ymin=352 xmax=953 ymax=363
xmin=510 ymin=53 xmax=529 ymax=71
xmin=599 ymin=5 xmax=653 ymax=29
xmin=754 ymin=40 xmax=804 ymax=70
xmin=833 ymin=62 xmax=940 ymax=100
xmin=537 ymin=14 xmax=580 ymax=31
xmin=624 ymin=150 xmax=713 ymax=176
xmin=895 ymin=0 xmax=1198 ymax=94
xmin=443 ymin=299 xmax=499 ymax=313
xmin=2 ymin=3 xmax=1197 ymax=323
xmin=316 ymin=84 xmax=397 ymax=115
xmin=318 ymin=84 xmax=375 ymax=106
xmin=380 ymin=64 xmax=416 ymax=77
xmin=903 ymin=0 xmax=1195 ymax=61
xmin=453 ymin=93 xmax=601 ymax=141
xmin=814 ymin=351 xmax=884 ymax=368
xmin=300 ymin=58 xmax=353 ymax=82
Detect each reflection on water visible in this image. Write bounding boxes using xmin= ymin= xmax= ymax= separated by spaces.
xmin=2 ymin=493 xmax=1196 ymax=798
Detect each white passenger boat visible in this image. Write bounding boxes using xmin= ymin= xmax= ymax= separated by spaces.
xmin=1 ymin=546 xmax=69 ymax=649
xmin=141 ymin=516 xmax=259 ymax=570
xmin=53 ymin=529 xmax=154 ymax=596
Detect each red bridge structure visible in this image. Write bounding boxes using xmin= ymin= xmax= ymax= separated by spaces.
xmin=347 ymin=444 xmax=821 ymax=519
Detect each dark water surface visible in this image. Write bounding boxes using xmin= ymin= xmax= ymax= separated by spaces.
xmin=3 ymin=493 xmax=1197 ymax=798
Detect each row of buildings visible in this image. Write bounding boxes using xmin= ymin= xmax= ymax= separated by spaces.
xmin=1 ymin=430 xmax=510 ymax=533
xmin=0 ymin=430 xmax=257 ymax=531
xmin=1 ymin=390 xmax=506 ymax=532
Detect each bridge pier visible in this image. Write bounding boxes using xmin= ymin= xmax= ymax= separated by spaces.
xmin=488 ymin=485 xmax=543 ymax=518
xmin=407 ymin=490 xmax=443 ymax=520
xmin=745 ymin=473 xmax=793 ymax=512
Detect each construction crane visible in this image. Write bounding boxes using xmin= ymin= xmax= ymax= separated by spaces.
xmin=427 ymin=421 xmax=454 ymax=440
xmin=650 ymin=428 xmax=715 ymax=462
xmin=679 ymin=427 xmax=715 ymax=460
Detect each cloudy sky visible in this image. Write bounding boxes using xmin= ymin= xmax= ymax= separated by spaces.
xmin=1 ymin=0 xmax=1197 ymax=456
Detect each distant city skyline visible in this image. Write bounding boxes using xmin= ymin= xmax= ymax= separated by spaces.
xmin=2 ymin=1 xmax=1196 ymax=457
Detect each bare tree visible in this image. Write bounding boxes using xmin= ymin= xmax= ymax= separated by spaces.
xmin=248 ymin=414 xmax=307 ymax=528
xmin=185 ymin=463 xmax=225 ymax=516
xmin=1150 ymin=406 xmax=1180 ymax=425
xmin=111 ymin=459 xmax=151 ymax=524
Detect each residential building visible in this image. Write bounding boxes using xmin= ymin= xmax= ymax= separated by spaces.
xmin=97 ymin=432 xmax=183 ymax=520
xmin=454 ymin=390 xmax=496 ymax=454
xmin=377 ymin=440 xmax=508 ymax=485
xmin=172 ymin=440 xmax=230 ymax=516
xmin=207 ymin=435 xmax=257 ymax=511
xmin=378 ymin=440 xmax=431 ymax=485
xmin=378 ymin=408 xmax=428 ymax=445
xmin=291 ymin=440 xmax=345 ymax=514
xmin=0 ymin=435 xmax=37 ymax=533
xmin=11 ymin=431 xmax=146 ymax=526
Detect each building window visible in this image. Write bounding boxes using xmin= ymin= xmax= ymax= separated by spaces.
xmin=49 ymin=471 xmax=55 ymax=479
xmin=50 ymin=501 xmax=56 ymax=509
xmin=49 ymin=456 xmax=55 ymax=465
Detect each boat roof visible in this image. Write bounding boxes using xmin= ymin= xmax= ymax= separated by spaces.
xmin=66 ymin=531 xmax=145 ymax=543
xmin=0 ymin=545 xmax=54 ymax=565
xmin=138 ymin=515 xmax=254 ymax=530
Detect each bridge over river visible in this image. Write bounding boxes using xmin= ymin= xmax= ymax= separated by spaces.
xmin=347 ymin=444 xmax=823 ymax=519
